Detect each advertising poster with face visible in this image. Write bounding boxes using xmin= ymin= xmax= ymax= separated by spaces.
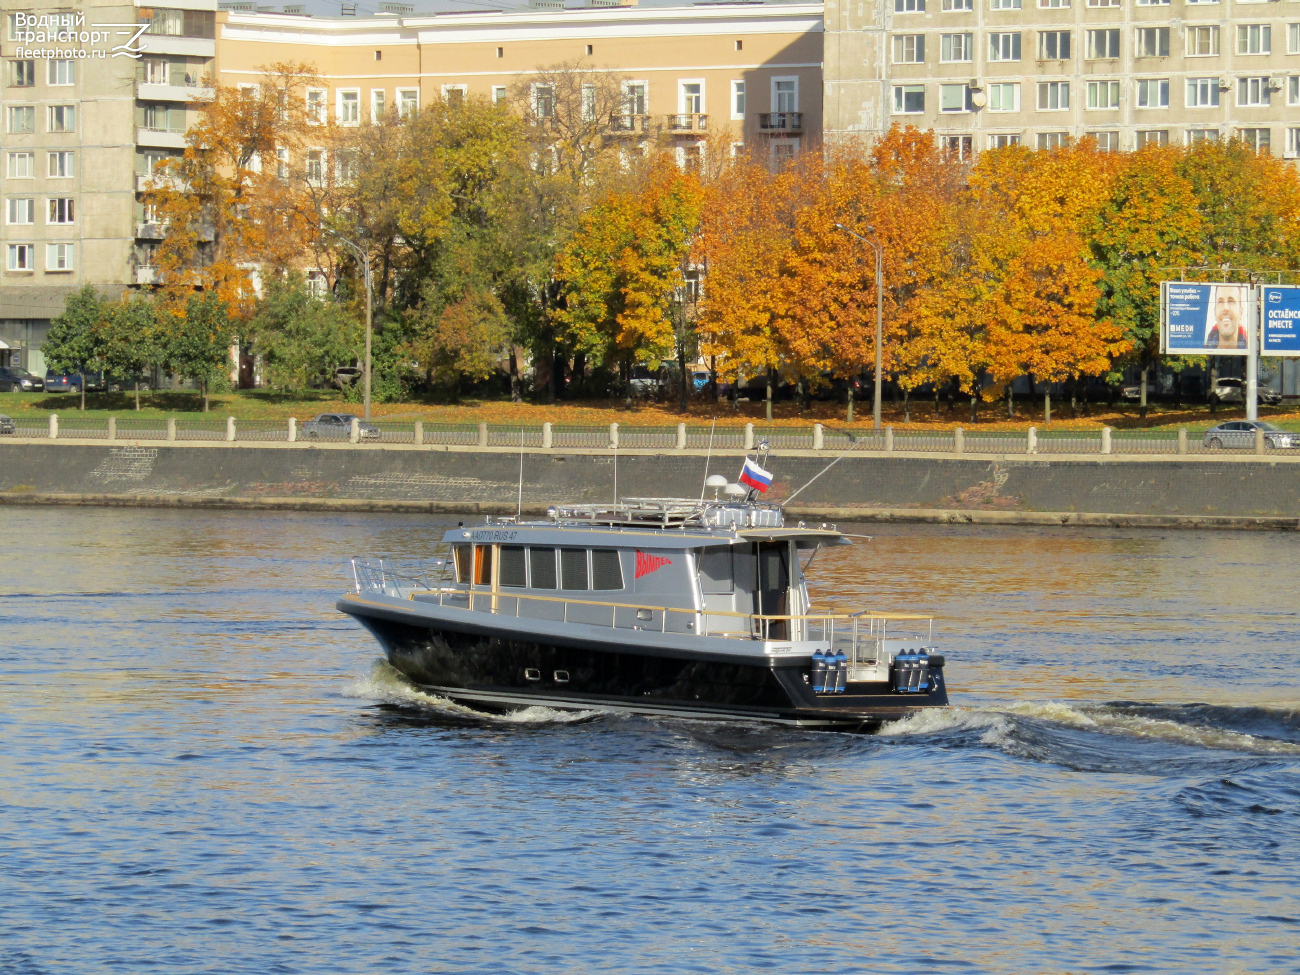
xmin=1163 ymin=283 xmax=1250 ymax=356
xmin=1262 ymin=286 xmax=1300 ymax=357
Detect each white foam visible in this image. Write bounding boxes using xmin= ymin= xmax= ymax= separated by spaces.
xmin=344 ymin=660 xmax=602 ymax=725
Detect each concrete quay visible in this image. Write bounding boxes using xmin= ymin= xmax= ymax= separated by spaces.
xmin=1 ymin=439 xmax=1298 ymax=530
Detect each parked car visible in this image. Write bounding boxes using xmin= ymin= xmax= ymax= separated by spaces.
xmin=334 ymin=366 xmax=362 ymax=389
xmin=0 ymin=366 xmax=43 ymax=392
xmin=44 ymin=369 xmax=105 ymax=394
xmin=1202 ymin=420 xmax=1298 ymax=450
xmin=1210 ymin=377 xmax=1282 ymax=406
xmin=301 ymin=413 xmax=381 ymax=440
xmin=690 ymin=370 xmax=711 ymax=391
xmin=107 ymin=374 xmax=152 ymax=393
xmin=628 ymin=365 xmax=667 ymax=397
xmin=0 ymin=414 xmax=15 ymax=435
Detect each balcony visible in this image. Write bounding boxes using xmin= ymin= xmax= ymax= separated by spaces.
xmin=137 ymin=82 xmax=215 ymax=103
xmin=132 ymin=35 xmax=215 ymax=57
xmin=666 ymin=113 xmax=708 ymax=133
xmin=135 ymin=265 xmax=159 ymax=285
xmin=607 ymin=113 xmax=652 ymax=137
xmin=136 ymin=127 xmax=188 ymax=149
xmin=136 ymin=173 xmax=187 ymax=193
xmin=136 ymin=223 xmax=168 ymax=240
xmin=758 ymin=112 xmax=803 ymax=132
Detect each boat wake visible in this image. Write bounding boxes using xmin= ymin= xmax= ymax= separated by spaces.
xmin=344 ymin=659 xmax=603 ymax=725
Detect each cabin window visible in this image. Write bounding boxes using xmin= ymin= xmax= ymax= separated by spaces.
xmin=591 ymin=549 xmax=623 ymax=590
xmin=697 ymin=547 xmax=734 ymax=593
xmin=560 ymin=548 xmax=589 ymax=590
xmin=529 ymin=547 xmax=557 ymax=589
xmin=473 ymin=545 xmax=493 ymax=586
xmin=499 ymin=546 xmax=527 ymax=587
xmin=453 ymin=545 xmax=471 ymax=583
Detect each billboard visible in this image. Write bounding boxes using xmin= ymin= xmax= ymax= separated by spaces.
xmin=1261 ymin=285 xmax=1300 ymax=357
xmin=1162 ymin=282 xmax=1250 ymax=355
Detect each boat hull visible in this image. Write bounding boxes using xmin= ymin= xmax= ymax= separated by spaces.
xmin=343 ymin=600 xmax=949 ymax=730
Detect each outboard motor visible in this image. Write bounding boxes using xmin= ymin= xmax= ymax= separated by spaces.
xmin=811 ymin=649 xmax=828 ymax=695
xmin=833 ymin=648 xmax=848 ymax=693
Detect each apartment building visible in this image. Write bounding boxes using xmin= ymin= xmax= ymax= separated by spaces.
xmin=825 ymin=0 xmax=1300 ymax=157
xmin=216 ymin=0 xmax=824 ymax=162
xmin=0 ymin=0 xmax=216 ymax=372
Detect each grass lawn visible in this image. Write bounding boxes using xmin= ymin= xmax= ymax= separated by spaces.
xmin=1 ymin=388 xmax=1297 ymax=432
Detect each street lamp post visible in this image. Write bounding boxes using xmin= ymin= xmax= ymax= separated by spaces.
xmin=323 ymin=228 xmax=373 ymax=421
xmin=835 ymin=223 xmax=884 ymax=431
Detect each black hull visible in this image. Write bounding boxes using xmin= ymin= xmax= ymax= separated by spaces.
xmin=347 ymin=606 xmax=949 ymax=730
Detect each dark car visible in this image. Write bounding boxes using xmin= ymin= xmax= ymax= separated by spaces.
xmin=0 ymin=414 xmax=15 ymax=435
xmin=301 ymin=413 xmax=381 ymax=441
xmin=1202 ymin=420 xmax=1298 ymax=450
xmin=44 ymin=369 xmax=105 ymax=394
xmin=0 ymin=366 xmax=43 ymax=392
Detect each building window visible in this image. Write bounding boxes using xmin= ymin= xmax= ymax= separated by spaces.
xmin=988 ymin=133 xmax=1021 ymax=148
xmin=6 ymin=198 xmax=34 ymax=225
xmin=893 ymin=34 xmax=926 ymax=63
xmin=48 ymin=151 xmax=74 ymax=178
xmin=444 ymin=85 xmax=467 ymax=109
xmin=397 ymin=89 xmax=419 ymax=117
xmin=1286 ymin=127 xmax=1300 ymax=160
xmin=942 ymin=0 xmax=973 ymax=8
xmin=141 ymin=8 xmax=215 ymax=39
xmin=337 ymin=89 xmax=360 ymax=124
xmin=1037 ymin=81 xmax=1070 ymax=111
xmin=579 ymin=84 xmax=596 ymax=120
xmin=1186 ymin=26 xmax=1220 ymax=57
xmin=1237 ymin=77 xmax=1272 ymax=107
xmin=988 ymin=32 xmax=1021 ymax=61
xmin=771 ymin=140 xmax=798 ymax=166
xmin=940 ymin=34 xmax=974 ymax=62
xmin=7 ymin=151 xmax=34 ymax=178
xmin=625 ymin=82 xmax=648 ymax=115
xmin=735 ymin=39 xmax=742 ymax=51
xmin=1135 ymin=130 xmax=1168 ymax=148
xmin=988 ymin=83 xmax=1020 ymax=112
xmin=496 ymin=46 xmax=503 ymax=58
xmin=371 ymin=89 xmax=386 ymax=121
xmin=47 ymin=198 xmax=74 ymax=225
xmin=1087 ymin=0 xmax=1120 ymax=6
xmin=1237 ymin=24 xmax=1271 ymax=55
xmin=773 ymin=78 xmax=798 ymax=113
xmin=895 ymin=0 xmax=925 ymax=11
xmin=1187 ymin=78 xmax=1221 ymax=108
xmin=1039 ymin=31 xmax=1071 ymax=60
xmin=7 ymin=106 xmax=35 ymax=133
xmin=276 ymin=149 xmax=289 ymax=179
xmin=1086 ymin=29 xmax=1120 ymax=60
xmin=306 ymin=89 xmax=326 ymax=124
xmin=893 ymin=85 xmax=926 ymax=114
xmin=940 ymin=83 xmax=976 ymax=112
xmin=1091 ymin=131 xmax=1120 ymax=151
xmin=990 ymin=0 xmax=1020 ymax=7
xmin=1136 ymin=79 xmax=1170 ymax=108
xmin=7 ymin=244 xmax=35 ymax=271
xmin=1239 ymin=128 xmax=1271 ymax=154
xmin=492 ymin=86 xmax=508 ymax=106
xmin=1039 ymin=0 xmax=1069 ymax=8
xmin=680 ymin=81 xmax=703 ymax=115
xmin=1290 ymin=76 xmax=1300 ymax=106
xmin=305 ymin=150 xmax=324 ymax=183
xmin=731 ymin=81 xmax=745 ymax=118
xmin=48 ymin=60 xmax=75 ymax=85
xmin=47 ymin=106 xmax=78 ymax=134
xmin=1290 ymin=23 xmax=1300 ymax=56
xmin=1087 ymin=80 xmax=1120 ymax=109
xmin=1135 ymin=28 xmax=1170 ymax=58
xmin=1038 ymin=131 xmax=1069 ymax=149
xmin=1135 ymin=0 xmax=1169 ymax=5
xmin=942 ymin=135 xmax=974 ymax=159
xmin=1187 ymin=129 xmax=1219 ymax=145
xmin=335 ymin=150 xmax=358 ymax=183
xmin=7 ymin=59 xmax=34 ymax=87
xmin=46 ymin=243 xmax=74 ymax=271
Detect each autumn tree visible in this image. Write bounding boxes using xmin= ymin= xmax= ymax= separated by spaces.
xmin=249 ymin=274 xmax=360 ymax=394
xmin=405 ymin=287 xmax=510 ymax=399
xmin=165 ymin=293 xmax=235 ymax=411
xmin=99 ymin=296 xmax=167 ymax=411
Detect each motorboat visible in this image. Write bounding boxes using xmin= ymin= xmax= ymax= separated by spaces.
xmin=338 ymin=497 xmax=948 ymax=729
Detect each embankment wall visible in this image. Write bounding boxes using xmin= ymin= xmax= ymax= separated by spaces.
xmin=1 ymin=441 xmax=1298 ymax=529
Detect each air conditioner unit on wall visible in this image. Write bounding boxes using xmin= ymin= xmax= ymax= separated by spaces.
xmin=1218 ymin=79 xmax=1232 ymax=91
xmin=1268 ymin=78 xmax=1284 ymax=92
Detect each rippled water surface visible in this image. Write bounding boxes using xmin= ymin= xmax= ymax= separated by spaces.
xmin=1 ymin=507 xmax=1297 ymax=974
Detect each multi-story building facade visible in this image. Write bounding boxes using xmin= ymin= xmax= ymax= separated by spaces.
xmin=0 ymin=0 xmax=216 ymax=373
xmin=824 ymin=0 xmax=1300 ymax=157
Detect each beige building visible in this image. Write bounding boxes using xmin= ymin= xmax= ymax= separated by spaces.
xmin=825 ymin=0 xmax=1300 ymax=157
xmin=1 ymin=0 xmax=216 ymax=373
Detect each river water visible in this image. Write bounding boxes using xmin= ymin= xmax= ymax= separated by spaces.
xmin=1 ymin=507 xmax=1296 ymax=974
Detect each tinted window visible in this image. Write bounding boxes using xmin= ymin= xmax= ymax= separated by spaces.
xmin=698 ymin=546 xmax=734 ymax=594
xmin=452 ymin=545 xmax=471 ymax=583
xmin=591 ymin=549 xmax=623 ymax=590
xmin=499 ymin=546 xmax=527 ymax=587
xmin=560 ymin=548 xmax=588 ymax=591
xmin=529 ymin=547 xmax=557 ymax=589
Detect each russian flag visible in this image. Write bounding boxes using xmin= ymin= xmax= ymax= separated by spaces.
xmin=738 ymin=458 xmax=772 ymax=493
